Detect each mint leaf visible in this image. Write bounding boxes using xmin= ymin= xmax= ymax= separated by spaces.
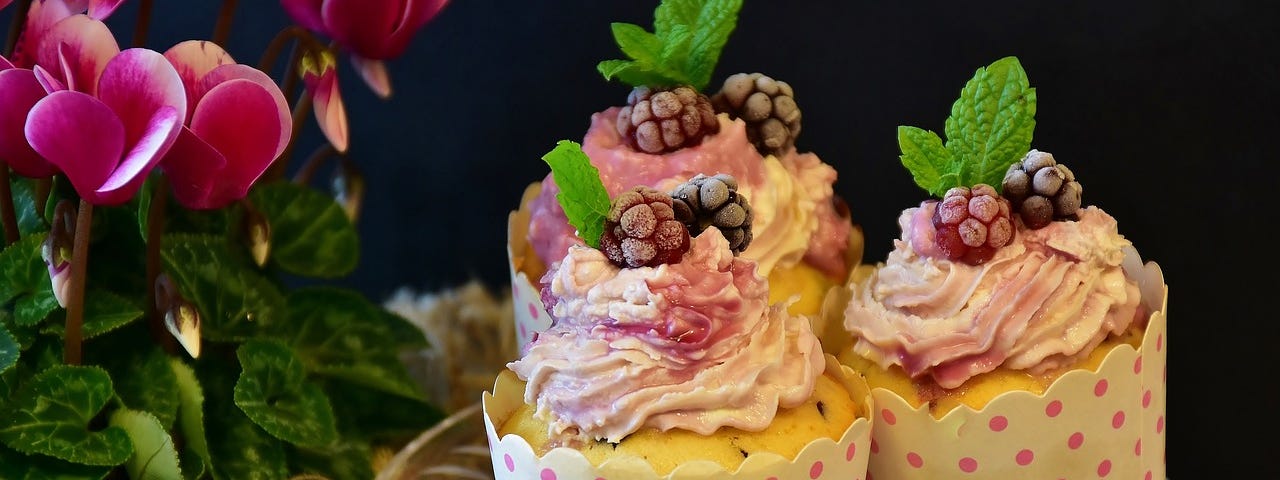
xmin=281 ymin=287 xmax=424 ymax=400
xmin=246 ymin=183 xmax=359 ymax=278
xmin=0 ymin=443 xmax=110 ymax=480
xmin=170 ymin=359 xmax=211 ymax=474
xmin=0 ymin=365 xmax=133 ymax=466
xmin=233 ymin=340 xmax=338 ymax=447
xmin=944 ymin=56 xmax=1037 ymax=189
xmin=899 ymin=56 xmax=1037 ymax=195
xmin=898 ymin=126 xmax=957 ymax=196
xmin=599 ymin=0 xmax=743 ymax=90
xmin=161 ymin=234 xmax=286 ymax=341
xmin=543 ymin=141 xmax=611 ymax=248
xmin=109 ymin=408 xmax=183 ymax=480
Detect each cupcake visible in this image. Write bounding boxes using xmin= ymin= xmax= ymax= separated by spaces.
xmin=508 ymin=0 xmax=862 ymax=351
xmin=488 ymin=143 xmax=872 ymax=479
xmin=834 ymin=56 xmax=1168 ymax=479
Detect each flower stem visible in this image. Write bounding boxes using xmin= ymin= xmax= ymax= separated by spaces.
xmin=63 ymin=199 xmax=93 ymax=365
xmin=144 ymin=176 xmax=176 ymax=355
xmin=265 ymin=92 xmax=314 ymax=181
xmin=132 ymin=0 xmax=155 ymax=48
xmin=34 ymin=177 xmax=50 ymax=218
xmin=0 ymin=167 xmax=19 ymax=245
xmin=257 ymin=25 xmax=326 ymax=74
xmin=3 ymin=0 xmax=32 ymax=57
xmin=292 ymin=143 xmax=338 ymax=184
xmin=212 ymin=0 xmax=239 ymax=47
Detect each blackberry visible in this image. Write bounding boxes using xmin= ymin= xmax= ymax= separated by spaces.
xmin=930 ymin=184 xmax=1015 ymax=265
xmin=616 ymin=86 xmax=719 ymax=154
xmin=710 ymin=73 xmax=801 ymax=156
xmin=1001 ymin=149 xmax=1083 ymax=229
xmin=670 ymin=174 xmax=753 ymax=254
xmin=599 ymin=186 xmax=691 ymax=268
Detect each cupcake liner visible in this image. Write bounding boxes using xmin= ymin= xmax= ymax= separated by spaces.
xmin=483 ymin=355 xmax=874 ymax=480
xmin=507 ymin=182 xmax=553 ymax=350
xmin=859 ymin=286 xmax=1168 ymax=480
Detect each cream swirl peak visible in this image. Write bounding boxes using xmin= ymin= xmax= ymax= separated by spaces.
xmin=844 ymin=205 xmax=1146 ymax=389
xmin=526 ymin=108 xmax=850 ymax=279
xmin=509 ymin=228 xmax=824 ymax=443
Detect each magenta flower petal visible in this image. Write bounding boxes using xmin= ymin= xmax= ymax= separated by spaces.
xmin=88 ymin=0 xmax=124 ymax=19
xmin=1 ymin=0 xmax=12 ymax=11
xmin=96 ymin=48 xmax=186 ymax=160
xmin=0 ymin=55 xmax=12 ymax=70
xmin=280 ymin=0 xmax=328 ymax=35
xmin=200 ymin=64 xmax=290 ymax=154
xmin=9 ymin=0 xmax=76 ymax=68
xmin=304 ymin=65 xmax=348 ymax=153
xmin=163 ymin=128 xmax=227 ymax=210
xmin=0 ymin=69 xmax=56 ymax=177
xmin=163 ymin=40 xmax=235 ymax=121
xmin=350 ymin=55 xmax=391 ymax=99
xmin=186 ymin=79 xmax=289 ymax=207
xmin=36 ymin=14 xmax=120 ymax=95
xmin=321 ymin=0 xmax=448 ymax=60
xmin=33 ymin=65 xmax=68 ymax=92
xmin=95 ymin=105 xmax=180 ymax=203
xmin=25 ymin=91 xmax=124 ymax=200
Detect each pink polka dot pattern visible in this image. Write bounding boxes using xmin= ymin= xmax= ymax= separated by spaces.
xmin=871 ymin=439 xmax=879 ymax=454
xmin=958 ymin=457 xmax=978 ymax=473
xmin=1094 ymin=379 xmax=1108 ymax=397
xmin=1045 ymin=400 xmax=1063 ymax=417
xmin=1133 ymin=357 xmax=1142 ymax=374
xmin=1145 ymin=471 xmax=1153 ymax=480
xmin=1142 ymin=390 xmax=1151 ymax=408
xmin=846 ymin=442 xmax=857 ymax=461
xmin=1016 ymin=449 xmax=1034 ymax=466
xmin=1097 ymin=459 xmax=1112 ymax=477
xmin=1134 ymin=438 xmax=1142 ymax=456
xmin=906 ymin=452 xmax=923 ymax=468
xmin=1068 ymin=432 xmax=1084 ymax=449
xmin=988 ymin=415 xmax=1008 ymax=432
xmin=881 ymin=408 xmax=897 ymax=425
xmin=809 ymin=461 xmax=824 ymax=479
xmin=1156 ymin=415 xmax=1164 ymax=433
xmin=526 ymin=302 xmax=540 ymax=321
xmin=1157 ymin=333 xmax=1163 ymax=351
xmin=504 ymin=453 xmax=514 ymax=472
xmin=1112 ymin=411 xmax=1125 ymax=429
xmin=541 ymin=467 xmax=556 ymax=480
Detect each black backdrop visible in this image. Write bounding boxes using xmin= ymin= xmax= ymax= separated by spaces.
xmin=3 ymin=0 xmax=1275 ymax=477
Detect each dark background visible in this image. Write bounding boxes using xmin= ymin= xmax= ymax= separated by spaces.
xmin=4 ymin=0 xmax=1275 ymax=477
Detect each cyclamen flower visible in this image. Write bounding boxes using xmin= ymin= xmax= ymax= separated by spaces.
xmin=280 ymin=0 xmax=450 ymax=98
xmin=24 ymin=47 xmax=186 ymax=205
xmin=0 ymin=56 xmax=57 ymax=177
xmin=300 ymin=49 xmax=348 ymax=152
xmin=161 ymin=40 xmax=291 ymax=210
xmin=9 ymin=0 xmax=123 ymax=70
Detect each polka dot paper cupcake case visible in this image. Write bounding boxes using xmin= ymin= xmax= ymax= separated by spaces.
xmin=482 ymin=355 xmax=875 ymax=480
xmin=862 ymin=286 xmax=1168 ymax=480
xmin=508 ymin=182 xmax=554 ymax=349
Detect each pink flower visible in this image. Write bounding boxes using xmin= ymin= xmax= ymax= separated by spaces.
xmin=24 ymin=48 xmax=186 ymax=206
xmin=1 ymin=0 xmax=12 ymax=10
xmin=280 ymin=0 xmax=450 ymax=98
xmin=300 ymin=49 xmax=348 ymax=152
xmin=9 ymin=0 xmax=122 ymax=70
xmin=161 ymin=41 xmax=291 ymax=210
xmin=0 ymin=56 xmax=58 ymax=177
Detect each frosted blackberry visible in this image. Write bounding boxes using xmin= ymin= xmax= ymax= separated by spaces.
xmin=599 ymin=186 xmax=691 ymax=268
xmin=616 ymin=86 xmax=719 ymax=154
xmin=710 ymin=72 xmax=801 ymax=156
xmin=670 ymin=174 xmax=753 ymax=254
xmin=930 ymin=184 xmax=1015 ymax=265
xmin=1002 ymin=149 xmax=1083 ymax=229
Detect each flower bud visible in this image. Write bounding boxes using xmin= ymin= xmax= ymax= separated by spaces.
xmin=41 ymin=201 xmax=76 ymax=308
xmin=155 ymin=273 xmax=201 ymax=358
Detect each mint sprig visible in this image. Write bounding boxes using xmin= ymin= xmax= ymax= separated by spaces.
xmin=898 ymin=56 xmax=1038 ymax=197
xmin=542 ymin=141 xmax=611 ymax=248
xmin=597 ymin=0 xmax=743 ymax=90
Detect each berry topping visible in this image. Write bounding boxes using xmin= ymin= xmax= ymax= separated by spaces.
xmin=600 ymin=186 xmax=691 ymax=268
xmin=931 ymin=184 xmax=1014 ymax=265
xmin=1001 ymin=149 xmax=1083 ymax=229
xmin=711 ymin=73 xmax=802 ymax=156
xmin=670 ymin=174 xmax=753 ymax=254
xmin=616 ymin=85 xmax=720 ymax=154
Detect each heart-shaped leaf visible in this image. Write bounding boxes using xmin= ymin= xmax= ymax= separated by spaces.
xmin=13 ymin=288 xmax=58 ymax=327
xmin=41 ymin=289 xmax=144 ymax=339
xmin=0 ymin=443 xmax=110 ymax=479
xmin=0 ymin=365 xmax=132 ymax=466
xmin=9 ymin=177 xmax=49 ymax=237
xmin=0 ymin=322 xmax=16 ymax=375
xmin=170 ymin=359 xmax=210 ymax=472
xmin=94 ymin=346 xmax=178 ymax=429
xmin=180 ymin=449 xmax=205 ymax=480
xmin=198 ymin=358 xmax=288 ymax=480
xmin=233 ymin=339 xmax=337 ymax=447
xmin=109 ymin=408 xmax=182 ymax=479
xmin=161 ymin=234 xmax=285 ymax=341
xmin=247 ymin=182 xmax=358 ymax=278
xmin=324 ymin=378 xmax=444 ymax=440
xmin=283 ymin=287 xmax=423 ymax=399
xmin=0 ymin=233 xmax=58 ymax=326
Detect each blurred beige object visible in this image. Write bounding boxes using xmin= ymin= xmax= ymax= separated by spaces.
xmin=376 ymin=403 xmax=493 ymax=480
xmin=384 ymin=280 xmax=518 ymax=413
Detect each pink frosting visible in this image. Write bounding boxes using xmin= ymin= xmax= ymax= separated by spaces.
xmin=526 ymin=107 xmax=850 ymax=278
xmin=508 ymin=229 xmax=824 ymax=443
xmin=844 ymin=204 xmax=1145 ymax=389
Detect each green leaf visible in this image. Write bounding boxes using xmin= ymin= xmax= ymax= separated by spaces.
xmin=10 ymin=177 xmax=49 ymax=236
xmin=180 ymin=449 xmax=206 ymax=480
xmin=543 ymin=140 xmax=611 ymax=248
xmin=324 ymin=378 xmax=444 ymax=441
xmin=612 ymin=22 xmax=663 ymax=69
xmin=899 ymin=56 xmax=1037 ymax=195
xmin=1 ymin=321 xmax=17 ymax=375
xmin=198 ymin=358 xmax=288 ymax=480
xmin=161 ymin=234 xmax=286 ymax=342
xmin=0 ymin=443 xmax=111 ymax=480
xmin=0 ymin=233 xmax=52 ymax=308
xmin=109 ymin=408 xmax=182 ymax=480
xmin=247 ymin=182 xmax=359 ymax=278
xmin=13 ymin=287 xmax=58 ymax=327
xmin=289 ymin=441 xmax=374 ymax=480
xmin=942 ymin=56 xmax=1037 ymax=190
xmin=233 ymin=340 xmax=337 ymax=447
xmin=283 ymin=287 xmax=424 ymax=399
xmin=41 ymin=289 xmax=143 ymax=339
xmin=96 ymin=347 xmax=179 ymax=429
xmin=171 ymin=358 xmax=211 ymax=472
xmin=654 ymin=0 xmax=742 ymax=90
xmin=0 ymin=365 xmax=132 ymax=466
xmin=380 ymin=308 xmax=429 ymax=350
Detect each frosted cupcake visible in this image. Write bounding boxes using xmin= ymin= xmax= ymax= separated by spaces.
xmin=509 ymin=0 xmax=861 ymax=350
xmin=488 ymin=143 xmax=871 ymax=479
xmin=834 ymin=57 xmax=1168 ymax=479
